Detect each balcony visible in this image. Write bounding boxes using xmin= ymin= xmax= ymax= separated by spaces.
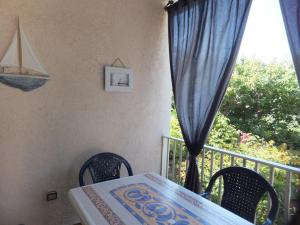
xmin=162 ymin=136 xmax=300 ymax=225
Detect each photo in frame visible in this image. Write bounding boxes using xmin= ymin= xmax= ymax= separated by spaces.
xmin=105 ymin=66 xmax=133 ymax=92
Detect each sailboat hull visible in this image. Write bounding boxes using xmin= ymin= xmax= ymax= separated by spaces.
xmin=0 ymin=73 xmax=48 ymax=91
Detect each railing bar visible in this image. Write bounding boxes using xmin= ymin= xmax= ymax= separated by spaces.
xmin=200 ymin=149 xmax=205 ymax=193
xmin=162 ymin=136 xmax=300 ymax=173
xmin=203 ymin=145 xmax=300 ymax=173
xmin=164 ymin=136 xmax=300 ymax=224
xmin=231 ymin=156 xmax=235 ymax=166
xmin=178 ymin=143 xmax=183 ymax=183
xmin=218 ymin=153 xmax=224 ymax=204
xmin=254 ymin=162 xmax=259 ymax=172
xmin=210 ymin=151 xmax=214 ymax=179
xmin=163 ymin=136 xmax=186 ymax=142
xmin=254 ymin=159 xmax=259 ymax=225
xmin=254 ymin=162 xmax=259 ymax=223
xmin=243 ymin=158 xmax=247 ymax=167
xmin=269 ymin=166 xmax=275 ymax=185
xmin=284 ymin=171 xmax=292 ymax=222
xmin=172 ymin=142 xmax=177 ymax=181
xmin=166 ymin=138 xmax=170 ymax=179
xmin=267 ymin=167 xmax=275 ymax=211
xmin=186 ymin=150 xmax=189 ymax=172
xmin=161 ymin=137 xmax=168 ymax=177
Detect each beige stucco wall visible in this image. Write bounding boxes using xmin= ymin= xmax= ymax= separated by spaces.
xmin=0 ymin=0 xmax=171 ymax=224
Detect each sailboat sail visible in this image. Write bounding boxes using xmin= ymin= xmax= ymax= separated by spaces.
xmin=20 ymin=28 xmax=47 ymax=74
xmin=0 ymin=18 xmax=49 ymax=92
xmin=0 ymin=31 xmax=19 ymax=68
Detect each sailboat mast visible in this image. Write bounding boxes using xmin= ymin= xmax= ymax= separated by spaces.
xmin=17 ymin=17 xmax=22 ymax=73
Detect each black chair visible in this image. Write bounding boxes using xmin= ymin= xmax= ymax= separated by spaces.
xmin=201 ymin=167 xmax=278 ymax=225
xmin=79 ymin=152 xmax=133 ymax=186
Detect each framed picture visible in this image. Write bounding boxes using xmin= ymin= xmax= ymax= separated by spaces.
xmin=105 ymin=66 xmax=133 ymax=92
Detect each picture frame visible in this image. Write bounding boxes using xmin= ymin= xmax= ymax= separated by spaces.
xmin=105 ymin=66 xmax=133 ymax=92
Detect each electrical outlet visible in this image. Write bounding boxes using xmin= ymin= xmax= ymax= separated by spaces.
xmin=46 ymin=191 xmax=57 ymax=201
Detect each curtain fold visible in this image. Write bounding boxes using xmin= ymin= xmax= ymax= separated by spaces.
xmin=167 ymin=0 xmax=252 ymax=193
xmin=280 ymin=0 xmax=300 ymax=85
xmin=280 ymin=2 xmax=300 ymax=224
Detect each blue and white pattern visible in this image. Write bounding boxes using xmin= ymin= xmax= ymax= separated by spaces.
xmin=82 ymin=186 xmax=126 ymax=225
xmin=144 ymin=174 xmax=203 ymax=209
xmin=110 ymin=183 xmax=208 ymax=225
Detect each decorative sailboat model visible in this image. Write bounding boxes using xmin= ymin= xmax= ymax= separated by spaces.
xmin=0 ymin=18 xmax=49 ymax=91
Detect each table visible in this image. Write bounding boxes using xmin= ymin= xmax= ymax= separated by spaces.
xmin=69 ymin=172 xmax=254 ymax=225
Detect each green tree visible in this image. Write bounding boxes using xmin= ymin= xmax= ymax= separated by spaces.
xmin=220 ymin=58 xmax=300 ymax=149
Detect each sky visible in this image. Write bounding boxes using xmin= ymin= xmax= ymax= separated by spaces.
xmin=238 ymin=0 xmax=292 ymax=62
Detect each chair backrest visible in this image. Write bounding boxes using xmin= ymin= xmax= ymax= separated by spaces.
xmin=203 ymin=167 xmax=278 ymax=224
xmin=79 ymin=152 xmax=133 ymax=186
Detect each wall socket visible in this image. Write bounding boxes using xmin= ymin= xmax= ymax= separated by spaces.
xmin=46 ymin=191 xmax=57 ymax=201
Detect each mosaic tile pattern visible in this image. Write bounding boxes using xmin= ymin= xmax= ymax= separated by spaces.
xmin=82 ymin=186 xmax=126 ymax=225
xmin=110 ymin=182 xmax=208 ymax=225
xmin=144 ymin=174 xmax=239 ymax=225
xmin=144 ymin=174 xmax=203 ymax=209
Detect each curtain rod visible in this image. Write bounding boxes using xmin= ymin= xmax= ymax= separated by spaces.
xmin=164 ymin=0 xmax=200 ymax=11
xmin=164 ymin=0 xmax=175 ymax=10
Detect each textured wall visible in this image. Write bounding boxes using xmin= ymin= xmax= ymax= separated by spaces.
xmin=0 ymin=0 xmax=171 ymax=224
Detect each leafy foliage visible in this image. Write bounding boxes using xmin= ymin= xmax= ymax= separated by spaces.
xmin=220 ymin=59 xmax=300 ymax=149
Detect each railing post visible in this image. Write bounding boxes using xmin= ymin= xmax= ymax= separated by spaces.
xmin=210 ymin=151 xmax=214 ymax=179
xmin=161 ymin=137 xmax=170 ymax=178
xmin=178 ymin=143 xmax=183 ymax=183
xmin=254 ymin=162 xmax=259 ymax=172
xmin=186 ymin=151 xmax=189 ymax=171
xmin=218 ymin=153 xmax=224 ymax=203
xmin=172 ymin=142 xmax=177 ymax=181
xmin=231 ymin=156 xmax=235 ymax=166
xmin=254 ymin=162 xmax=259 ymax=224
xmin=200 ymin=149 xmax=205 ymax=193
xmin=267 ymin=167 xmax=275 ymax=211
xmin=285 ymin=171 xmax=292 ymax=223
xmin=243 ymin=158 xmax=247 ymax=167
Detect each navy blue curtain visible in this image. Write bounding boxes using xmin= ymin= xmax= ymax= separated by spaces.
xmin=280 ymin=0 xmax=300 ymax=86
xmin=167 ymin=0 xmax=252 ymax=193
xmin=280 ymin=1 xmax=300 ymax=224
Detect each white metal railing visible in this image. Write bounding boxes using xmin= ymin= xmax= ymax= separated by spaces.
xmin=161 ymin=136 xmax=300 ymax=225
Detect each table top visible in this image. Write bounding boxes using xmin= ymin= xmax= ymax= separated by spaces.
xmin=68 ymin=172 xmax=254 ymax=225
